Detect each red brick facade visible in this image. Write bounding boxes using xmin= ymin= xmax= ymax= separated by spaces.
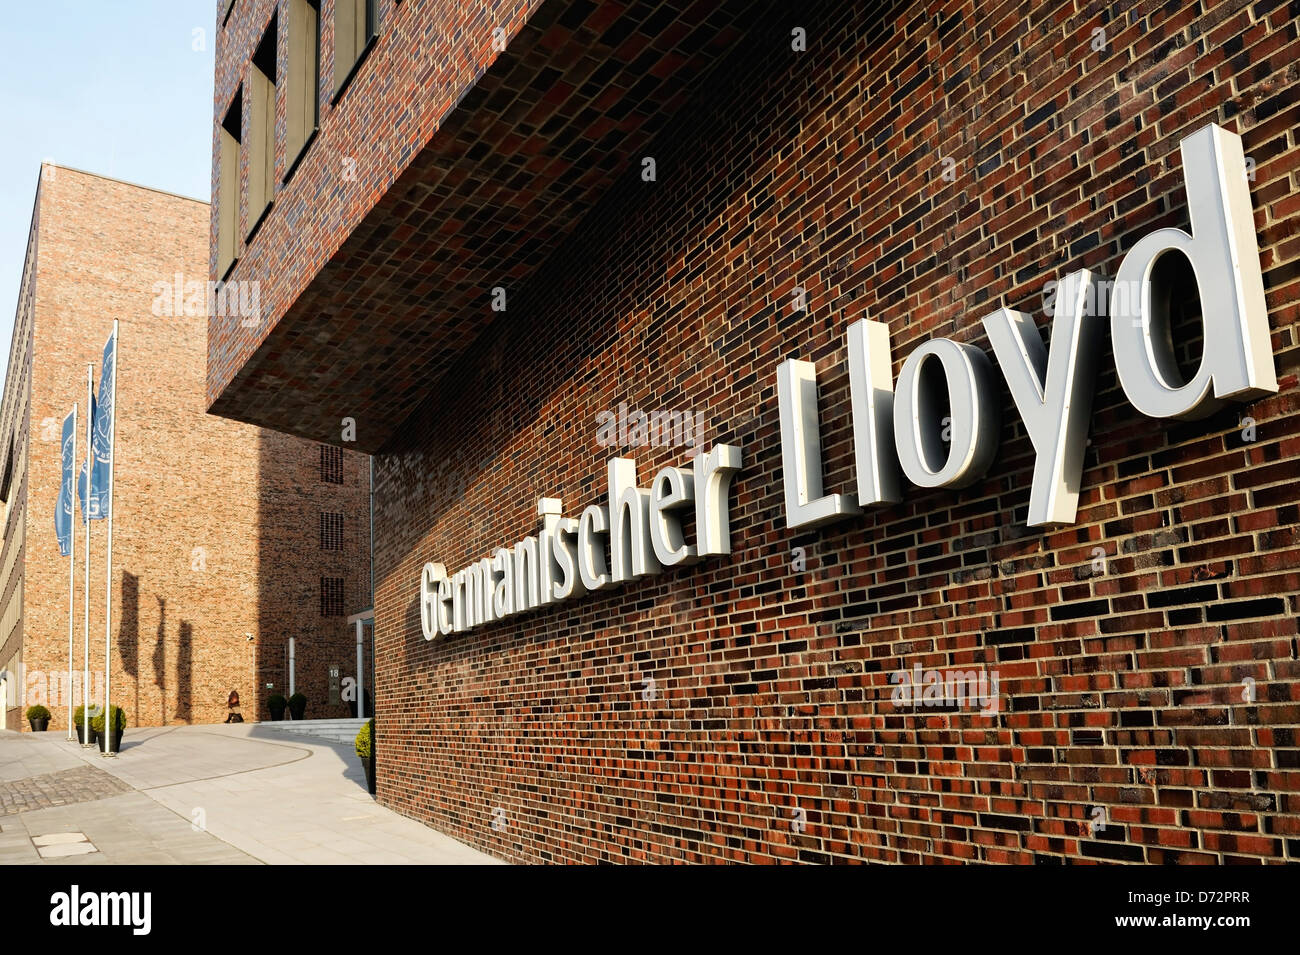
xmin=0 ymin=167 xmax=371 ymax=731
xmin=214 ymin=0 xmax=1300 ymax=863
xmin=207 ymin=0 xmax=757 ymax=449
xmin=207 ymin=0 xmax=540 ymax=439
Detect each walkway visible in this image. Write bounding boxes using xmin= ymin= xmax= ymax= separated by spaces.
xmin=0 ymin=723 xmax=499 ymax=865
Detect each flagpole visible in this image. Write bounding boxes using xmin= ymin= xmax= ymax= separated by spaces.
xmin=66 ymin=404 xmax=76 ymax=741
xmin=82 ymin=365 xmax=93 ymax=748
xmin=102 ymin=321 xmax=118 ymax=758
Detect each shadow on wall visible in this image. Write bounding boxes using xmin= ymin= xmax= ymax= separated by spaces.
xmin=115 ymin=573 xmax=194 ymax=725
xmin=256 ymin=427 xmax=286 ymax=721
xmin=256 ymin=428 xmax=372 ymax=724
xmin=119 ymin=571 xmax=139 ymax=725
xmin=152 ymin=596 xmax=165 ymax=724
xmin=176 ymin=621 xmax=192 ymax=723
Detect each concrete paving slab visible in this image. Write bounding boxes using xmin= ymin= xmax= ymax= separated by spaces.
xmin=0 ymin=723 xmax=500 ymax=864
xmin=32 ymin=832 xmax=89 ymax=846
xmin=37 ymin=842 xmax=97 ymax=858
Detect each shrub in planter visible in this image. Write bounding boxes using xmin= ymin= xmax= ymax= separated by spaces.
xmin=268 ymin=694 xmax=287 ymax=721
xmin=72 ymin=705 xmax=102 ymax=743
xmin=90 ymin=705 xmax=126 ymax=753
xmin=89 ymin=704 xmax=126 ymax=733
xmin=355 ymin=718 xmax=375 ymax=794
xmin=287 ymin=692 xmax=307 ymax=721
xmin=25 ymin=704 xmax=51 ymax=732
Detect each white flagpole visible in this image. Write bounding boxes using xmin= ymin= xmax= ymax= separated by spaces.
xmin=102 ymin=321 xmax=118 ymax=757
xmin=82 ymin=365 xmax=93 ymax=748
xmin=66 ymin=404 xmax=76 ymax=741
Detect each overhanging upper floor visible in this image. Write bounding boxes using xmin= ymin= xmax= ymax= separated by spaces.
xmin=208 ymin=0 xmax=774 ymax=453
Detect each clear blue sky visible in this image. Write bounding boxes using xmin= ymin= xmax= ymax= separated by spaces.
xmin=0 ymin=0 xmax=215 ymax=370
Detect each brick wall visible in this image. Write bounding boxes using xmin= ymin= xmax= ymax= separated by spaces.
xmin=0 ymin=186 xmax=37 ymax=731
xmin=253 ymin=443 xmax=373 ymax=720
xmin=208 ymin=0 xmax=536 ymax=412
xmin=369 ymin=0 xmax=1300 ymax=863
xmin=14 ymin=167 xmax=370 ymax=730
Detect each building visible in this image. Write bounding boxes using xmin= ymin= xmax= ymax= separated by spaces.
xmin=209 ymin=0 xmax=1300 ymax=863
xmin=0 ymin=165 xmax=371 ymax=731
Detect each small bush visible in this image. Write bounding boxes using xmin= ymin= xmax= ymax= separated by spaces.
xmin=25 ymin=704 xmax=51 ymax=720
xmin=268 ymin=693 xmax=286 ymax=708
xmin=90 ymin=705 xmax=126 ymax=734
xmin=288 ymin=692 xmax=307 ymax=719
xmin=355 ymin=718 xmax=373 ymax=759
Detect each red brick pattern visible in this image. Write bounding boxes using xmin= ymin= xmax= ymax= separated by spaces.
xmin=232 ymin=0 xmax=1299 ymax=862
xmin=6 ymin=168 xmax=371 ymax=730
xmin=207 ymin=0 xmax=761 ymax=451
xmin=208 ymin=0 xmax=537 ymax=436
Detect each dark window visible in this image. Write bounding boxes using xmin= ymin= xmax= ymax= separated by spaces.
xmin=247 ymin=16 xmax=278 ymax=238
xmin=285 ymin=0 xmax=321 ymax=175
xmin=217 ymin=89 xmax=243 ymax=278
xmin=321 ymin=577 xmax=345 ymax=616
xmin=320 ymin=445 xmax=343 ymax=483
xmin=0 ymin=440 xmax=13 ymax=505
xmin=320 ymin=511 xmax=343 ymax=550
xmin=333 ymin=0 xmax=377 ymax=97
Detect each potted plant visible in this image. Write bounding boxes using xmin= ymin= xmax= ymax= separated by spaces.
xmin=355 ymin=718 xmax=375 ymax=794
xmin=288 ymin=692 xmax=307 ymax=721
xmin=268 ymin=693 xmax=287 ymax=721
xmin=25 ymin=704 xmax=50 ymax=732
xmin=90 ymin=704 xmax=126 ymax=753
xmin=72 ymin=705 xmax=86 ymax=743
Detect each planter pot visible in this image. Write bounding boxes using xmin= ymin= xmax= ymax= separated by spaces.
xmin=289 ymin=705 xmax=306 ymax=721
xmin=28 ymin=717 xmax=50 ymax=732
xmin=75 ymin=723 xmax=86 ymax=744
xmin=97 ymin=729 xmax=123 ymax=754
xmin=362 ymin=753 xmax=376 ymax=794
xmin=269 ymin=707 xmax=285 ymax=721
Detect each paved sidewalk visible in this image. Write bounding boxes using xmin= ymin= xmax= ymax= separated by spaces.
xmin=0 ymin=764 xmax=132 ymax=815
xmin=0 ymin=725 xmax=499 ymax=865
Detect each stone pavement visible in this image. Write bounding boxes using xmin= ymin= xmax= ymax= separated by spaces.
xmin=0 ymin=764 xmax=132 ymax=815
xmin=0 ymin=724 xmax=500 ymax=865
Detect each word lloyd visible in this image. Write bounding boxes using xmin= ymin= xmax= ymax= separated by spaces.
xmin=421 ymin=447 xmax=741 ymax=638
xmin=779 ymin=123 xmax=1275 ymax=529
xmin=418 ymin=124 xmax=1277 ymax=635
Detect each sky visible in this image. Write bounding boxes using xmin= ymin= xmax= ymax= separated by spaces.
xmin=0 ymin=0 xmax=216 ymax=372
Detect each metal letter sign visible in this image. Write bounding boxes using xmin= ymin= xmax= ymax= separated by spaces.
xmin=1109 ymin=124 xmax=1276 ymax=419
xmin=774 ymin=122 xmax=1276 ymax=532
xmin=415 ymin=124 xmax=1278 ymax=637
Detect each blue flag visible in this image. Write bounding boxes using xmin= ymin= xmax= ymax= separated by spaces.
xmin=77 ymin=393 xmax=102 ymax=522
xmin=77 ymin=329 xmax=116 ymax=521
xmin=55 ymin=409 xmax=75 ymax=556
